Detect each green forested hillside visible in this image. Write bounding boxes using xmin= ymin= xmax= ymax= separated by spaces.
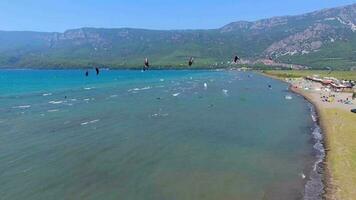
xmin=0 ymin=4 xmax=355 ymax=69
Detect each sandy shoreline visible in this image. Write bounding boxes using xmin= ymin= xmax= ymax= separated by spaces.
xmin=263 ymin=72 xmax=356 ymax=200
xmin=290 ymin=86 xmax=332 ymax=200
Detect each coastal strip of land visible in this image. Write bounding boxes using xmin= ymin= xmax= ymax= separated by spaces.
xmin=262 ymin=70 xmax=356 ymax=200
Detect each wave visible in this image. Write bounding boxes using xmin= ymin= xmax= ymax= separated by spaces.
xmin=42 ymin=93 xmax=52 ymax=96
xmin=47 ymin=109 xmax=59 ymax=112
xmin=303 ymin=103 xmax=325 ymax=200
xmin=49 ymin=101 xmax=64 ymax=104
xmin=80 ymin=119 xmax=100 ymax=126
xmin=151 ymin=113 xmax=169 ymax=118
xmin=12 ymin=105 xmax=31 ymax=109
xmin=172 ymin=93 xmax=180 ymax=97
xmin=128 ymin=86 xmax=152 ymax=92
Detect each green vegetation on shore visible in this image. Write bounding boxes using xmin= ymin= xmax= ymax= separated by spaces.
xmin=322 ymin=109 xmax=356 ymax=200
xmin=263 ymin=70 xmax=356 ymax=81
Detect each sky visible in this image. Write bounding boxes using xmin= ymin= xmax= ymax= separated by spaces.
xmin=0 ymin=0 xmax=355 ymax=32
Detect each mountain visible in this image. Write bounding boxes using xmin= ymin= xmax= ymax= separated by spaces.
xmin=0 ymin=3 xmax=355 ymax=69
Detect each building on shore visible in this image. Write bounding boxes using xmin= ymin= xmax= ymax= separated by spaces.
xmin=306 ymin=75 xmax=355 ymax=92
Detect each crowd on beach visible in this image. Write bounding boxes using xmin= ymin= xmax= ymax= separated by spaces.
xmin=287 ymin=77 xmax=355 ymax=110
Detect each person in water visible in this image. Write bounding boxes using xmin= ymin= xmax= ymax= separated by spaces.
xmin=143 ymin=58 xmax=149 ymax=71
xmin=95 ymin=67 xmax=100 ymax=75
xmin=188 ymin=57 xmax=194 ymax=66
xmin=85 ymin=70 xmax=89 ymax=77
xmin=234 ymin=56 xmax=240 ymax=63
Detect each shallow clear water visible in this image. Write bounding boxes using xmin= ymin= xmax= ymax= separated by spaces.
xmin=0 ymin=69 xmax=317 ymax=200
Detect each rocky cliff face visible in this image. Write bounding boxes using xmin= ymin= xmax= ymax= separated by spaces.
xmin=219 ymin=4 xmax=356 ymax=60
xmin=263 ymin=4 xmax=356 ymax=58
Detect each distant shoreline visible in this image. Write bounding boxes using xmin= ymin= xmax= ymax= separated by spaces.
xmin=289 ymin=86 xmax=330 ymax=200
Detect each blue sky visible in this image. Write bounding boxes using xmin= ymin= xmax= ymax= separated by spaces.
xmin=0 ymin=0 xmax=355 ymax=32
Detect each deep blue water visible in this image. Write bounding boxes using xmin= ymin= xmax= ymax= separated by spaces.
xmin=0 ymin=69 xmax=317 ymax=200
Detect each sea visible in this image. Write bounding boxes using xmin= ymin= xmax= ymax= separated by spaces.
xmin=0 ymin=69 xmax=324 ymax=200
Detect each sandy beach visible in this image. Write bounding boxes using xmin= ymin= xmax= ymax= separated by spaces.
xmin=278 ymin=77 xmax=356 ymax=200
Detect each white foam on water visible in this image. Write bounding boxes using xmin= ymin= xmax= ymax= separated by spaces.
xmin=42 ymin=93 xmax=52 ymax=96
xmin=303 ymin=103 xmax=325 ymax=200
xmin=204 ymin=83 xmax=208 ymax=89
xmin=49 ymin=101 xmax=64 ymax=104
xmin=160 ymin=79 xmax=165 ymax=82
xmin=300 ymin=173 xmax=306 ymax=179
xmin=48 ymin=109 xmax=59 ymax=112
xmin=128 ymin=86 xmax=151 ymax=92
xmin=151 ymin=113 xmax=169 ymax=117
xmin=172 ymin=93 xmax=180 ymax=97
xmin=84 ymin=87 xmax=95 ymax=90
xmin=150 ymin=108 xmax=169 ymax=118
xmin=222 ymin=89 xmax=229 ymax=96
xmin=285 ymin=95 xmax=293 ymax=100
xmin=110 ymin=95 xmax=118 ymax=98
xmin=70 ymin=98 xmax=77 ymax=101
xmin=311 ymin=114 xmax=317 ymax=123
xmin=12 ymin=105 xmax=31 ymax=109
xmin=22 ymin=167 xmax=32 ymax=173
xmin=81 ymin=119 xmax=100 ymax=126
xmin=83 ymin=98 xmax=90 ymax=101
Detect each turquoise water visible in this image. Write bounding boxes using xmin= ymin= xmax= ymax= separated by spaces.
xmin=0 ymin=69 xmax=317 ymax=200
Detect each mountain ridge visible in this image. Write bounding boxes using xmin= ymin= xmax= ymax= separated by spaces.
xmin=0 ymin=3 xmax=355 ymax=69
